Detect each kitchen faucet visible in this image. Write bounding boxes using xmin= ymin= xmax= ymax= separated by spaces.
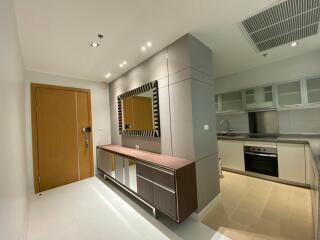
xmin=219 ymin=119 xmax=234 ymax=135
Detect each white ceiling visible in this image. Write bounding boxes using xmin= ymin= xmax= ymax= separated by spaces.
xmin=13 ymin=0 xmax=320 ymax=82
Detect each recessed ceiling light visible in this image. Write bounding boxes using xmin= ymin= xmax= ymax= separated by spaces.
xmin=104 ymin=73 xmax=111 ymax=78
xmin=141 ymin=46 xmax=146 ymax=51
xmin=90 ymin=42 xmax=99 ymax=48
xmin=147 ymin=42 xmax=152 ymax=47
xmin=123 ymin=61 xmax=127 ymax=65
xmin=119 ymin=63 xmax=124 ymax=68
xmin=291 ymin=42 xmax=298 ymax=47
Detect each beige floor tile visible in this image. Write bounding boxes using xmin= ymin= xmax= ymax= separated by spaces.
xmin=260 ymin=207 xmax=289 ymax=225
xmin=219 ymin=226 xmax=252 ymax=240
xmin=251 ymin=233 xmax=287 ymax=240
xmin=202 ymin=171 xmax=313 ymax=240
xmin=284 ymin=213 xmax=314 ymax=240
xmin=251 ymin=218 xmax=287 ymax=239
xmin=237 ymin=196 xmax=266 ymax=217
xmin=231 ymin=208 xmax=261 ymax=228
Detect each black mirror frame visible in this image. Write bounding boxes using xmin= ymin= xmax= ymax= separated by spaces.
xmin=117 ymin=80 xmax=161 ymax=137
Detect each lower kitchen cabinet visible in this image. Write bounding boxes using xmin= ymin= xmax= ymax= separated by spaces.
xmin=218 ymin=140 xmax=245 ymax=171
xmin=277 ymin=143 xmax=306 ymax=183
xmin=218 ymin=139 xmax=308 ymax=185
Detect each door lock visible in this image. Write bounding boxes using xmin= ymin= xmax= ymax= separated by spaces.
xmin=82 ymin=127 xmax=91 ymax=132
xmin=81 ymin=126 xmax=91 ymax=150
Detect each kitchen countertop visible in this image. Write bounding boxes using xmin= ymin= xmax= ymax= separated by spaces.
xmin=217 ymin=133 xmax=320 ymax=173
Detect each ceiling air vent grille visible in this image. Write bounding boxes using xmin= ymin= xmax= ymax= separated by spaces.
xmin=240 ymin=0 xmax=320 ymax=52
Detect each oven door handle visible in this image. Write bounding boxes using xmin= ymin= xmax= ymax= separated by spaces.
xmin=244 ymin=152 xmax=277 ymax=158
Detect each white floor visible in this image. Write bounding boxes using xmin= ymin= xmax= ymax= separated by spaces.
xmin=27 ymin=177 xmax=228 ymax=240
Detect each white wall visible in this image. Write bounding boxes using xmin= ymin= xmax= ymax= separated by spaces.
xmin=215 ymin=50 xmax=320 ymax=94
xmin=25 ymin=71 xmax=111 ymax=193
xmin=0 ymin=0 xmax=29 ymax=239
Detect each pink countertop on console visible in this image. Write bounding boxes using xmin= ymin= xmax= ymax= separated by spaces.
xmin=98 ymin=144 xmax=194 ymax=171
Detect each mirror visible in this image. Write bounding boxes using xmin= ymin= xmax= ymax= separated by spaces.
xmin=117 ymin=81 xmax=160 ymax=137
xmin=122 ymin=90 xmax=154 ymax=131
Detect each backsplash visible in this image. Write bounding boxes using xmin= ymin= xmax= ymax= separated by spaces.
xmin=216 ymin=112 xmax=249 ymax=133
xmin=217 ymin=107 xmax=320 ymax=134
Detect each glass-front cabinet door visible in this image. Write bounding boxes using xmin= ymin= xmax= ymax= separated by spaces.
xmin=245 ymin=85 xmax=274 ymax=110
xmin=219 ymin=91 xmax=243 ymax=112
xmin=277 ymin=80 xmax=302 ymax=107
xmin=306 ymin=77 xmax=320 ymax=105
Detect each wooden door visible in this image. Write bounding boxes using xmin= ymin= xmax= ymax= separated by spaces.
xmin=31 ymin=84 xmax=93 ymax=192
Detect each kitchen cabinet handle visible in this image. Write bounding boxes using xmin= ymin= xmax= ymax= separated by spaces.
xmin=244 ymin=152 xmax=277 ymax=158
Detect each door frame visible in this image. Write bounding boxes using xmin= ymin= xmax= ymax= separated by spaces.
xmin=31 ymin=83 xmax=94 ymax=193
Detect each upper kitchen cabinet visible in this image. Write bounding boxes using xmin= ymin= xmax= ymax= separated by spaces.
xmin=277 ymin=80 xmax=303 ymax=108
xmin=306 ymin=77 xmax=320 ymax=105
xmin=245 ymin=85 xmax=274 ymax=110
xmin=217 ymin=91 xmax=244 ymax=113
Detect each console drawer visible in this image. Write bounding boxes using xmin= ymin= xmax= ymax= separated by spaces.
xmin=136 ymin=163 xmax=154 ymax=181
xmin=137 ymin=175 xmax=154 ymax=204
xmin=153 ymin=168 xmax=175 ymax=190
xmin=154 ymin=184 xmax=177 ymax=219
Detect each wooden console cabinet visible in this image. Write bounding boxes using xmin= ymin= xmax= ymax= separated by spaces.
xmin=97 ymin=144 xmax=198 ymax=223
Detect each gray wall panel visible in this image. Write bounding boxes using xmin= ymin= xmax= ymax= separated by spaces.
xmin=158 ymin=86 xmax=173 ymax=155
xmin=195 ymin=153 xmax=220 ymax=212
xmin=191 ymin=80 xmax=217 ymax=160
xmin=167 ymin=35 xmax=191 ymax=75
xmin=169 ymin=79 xmax=195 ymax=161
xmin=189 ymin=35 xmax=214 ymax=77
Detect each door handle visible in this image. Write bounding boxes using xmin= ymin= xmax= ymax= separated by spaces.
xmin=81 ymin=126 xmax=91 ymax=150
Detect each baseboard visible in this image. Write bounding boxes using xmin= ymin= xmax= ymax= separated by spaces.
xmin=222 ymin=168 xmax=310 ymax=189
xmin=190 ymin=193 xmax=222 ymax=222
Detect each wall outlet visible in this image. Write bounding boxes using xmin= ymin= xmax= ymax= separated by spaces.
xmin=135 ymin=145 xmax=140 ymax=150
xmin=204 ymin=124 xmax=210 ymax=130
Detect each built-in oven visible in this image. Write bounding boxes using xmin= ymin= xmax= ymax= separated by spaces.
xmin=244 ymin=146 xmax=278 ymax=177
